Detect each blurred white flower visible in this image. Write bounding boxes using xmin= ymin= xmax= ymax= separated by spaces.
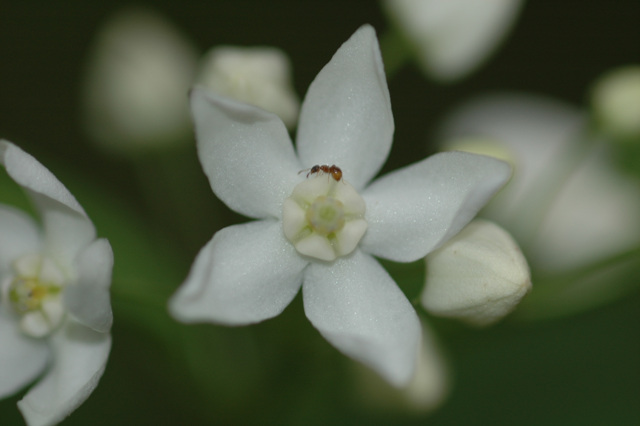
xmin=82 ymin=7 xmax=299 ymax=154
xmin=197 ymin=46 xmax=299 ymax=129
xmin=0 ymin=140 xmax=113 ymax=426
xmin=422 ymin=219 xmax=531 ymax=326
xmin=382 ymin=0 xmax=524 ymax=81
xmin=82 ymin=7 xmax=199 ymax=152
xmin=591 ymin=65 xmax=640 ymax=143
xmin=169 ymin=26 xmax=510 ymax=386
xmin=439 ymin=94 xmax=640 ymax=272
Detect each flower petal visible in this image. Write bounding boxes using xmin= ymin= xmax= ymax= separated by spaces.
xmin=438 ymin=94 xmax=586 ymax=231
xmin=0 ymin=311 xmax=50 ymax=399
xmin=63 ymin=239 xmax=113 ymax=333
xmin=296 ymin=25 xmax=394 ymax=191
xmin=383 ymin=0 xmax=523 ymax=81
xmin=0 ymin=204 xmax=41 ymax=273
xmin=17 ymin=320 xmax=111 ymax=426
xmin=0 ymin=141 xmax=96 ymax=269
xmin=353 ymin=319 xmax=449 ymax=413
xmin=361 ymin=151 xmax=511 ymax=262
xmin=169 ymin=220 xmax=307 ymax=325
xmin=190 ymin=88 xmax=302 ymax=219
xmin=303 ymin=250 xmax=420 ymax=387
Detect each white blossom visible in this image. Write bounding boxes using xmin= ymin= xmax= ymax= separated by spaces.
xmin=382 ymin=0 xmax=524 ymax=81
xmin=169 ymin=25 xmax=510 ymax=386
xmin=439 ymin=94 xmax=640 ymax=271
xmin=0 ymin=140 xmax=113 ymax=426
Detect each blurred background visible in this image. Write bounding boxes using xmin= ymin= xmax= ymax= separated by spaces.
xmin=1 ymin=1 xmax=639 ymax=424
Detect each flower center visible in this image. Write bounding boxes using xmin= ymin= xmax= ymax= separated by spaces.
xmin=2 ymin=253 xmax=67 ymax=338
xmin=306 ymin=196 xmax=345 ymax=235
xmin=282 ymin=174 xmax=367 ymax=262
xmin=8 ymin=276 xmax=60 ymax=314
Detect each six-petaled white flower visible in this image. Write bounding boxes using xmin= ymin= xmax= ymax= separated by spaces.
xmin=0 ymin=140 xmax=113 ymax=426
xmin=169 ymin=25 xmax=511 ymax=386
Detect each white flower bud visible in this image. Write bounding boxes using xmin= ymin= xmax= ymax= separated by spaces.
xmin=82 ymin=8 xmax=198 ymax=152
xmin=591 ymin=65 xmax=640 ymax=143
xmin=382 ymin=0 xmax=523 ymax=81
xmin=197 ymin=47 xmax=300 ymax=129
xmin=422 ymin=219 xmax=531 ymax=326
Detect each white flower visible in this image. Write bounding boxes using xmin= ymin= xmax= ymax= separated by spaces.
xmin=422 ymin=219 xmax=531 ymax=326
xmin=439 ymin=94 xmax=640 ymax=271
xmin=82 ymin=7 xmax=199 ymax=152
xmin=169 ymin=25 xmax=511 ymax=386
xmin=382 ymin=0 xmax=524 ymax=81
xmin=0 ymin=140 xmax=113 ymax=426
xmin=197 ymin=46 xmax=299 ymax=129
xmin=83 ymin=7 xmax=299 ymax=153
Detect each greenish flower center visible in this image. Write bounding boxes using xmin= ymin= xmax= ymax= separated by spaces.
xmin=2 ymin=253 xmax=68 ymax=337
xmin=8 ymin=276 xmax=61 ymax=315
xmin=305 ymin=196 xmax=345 ymax=236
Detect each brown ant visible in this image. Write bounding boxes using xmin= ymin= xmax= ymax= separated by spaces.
xmin=299 ymin=164 xmax=343 ymax=181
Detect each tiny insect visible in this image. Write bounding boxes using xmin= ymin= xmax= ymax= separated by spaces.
xmin=299 ymin=164 xmax=343 ymax=181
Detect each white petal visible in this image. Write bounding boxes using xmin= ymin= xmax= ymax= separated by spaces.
xmin=383 ymin=0 xmax=523 ymax=80
xmin=361 ymin=151 xmax=511 ymax=262
xmin=296 ymin=25 xmax=394 ymax=191
xmin=440 ymin=95 xmax=640 ymax=270
xmin=190 ymin=88 xmax=302 ymax=219
xmin=169 ymin=220 xmax=307 ymax=325
xmin=439 ymin=94 xmax=586 ymax=234
xmin=0 ymin=312 xmax=50 ymax=399
xmin=64 ymin=239 xmax=113 ymax=333
xmin=0 ymin=141 xmax=96 ymax=269
xmin=303 ymin=250 xmax=420 ymax=387
xmin=18 ymin=320 xmax=111 ymax=426
xmin=0 ymin=204 xmax=41 ymax=273
xmin=422 ymin=220 xmax=531 ymax=326
xmin=353 ymin=319 xmax=449 ymax=412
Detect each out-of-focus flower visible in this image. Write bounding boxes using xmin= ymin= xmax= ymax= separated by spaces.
xmin=197 ymin=47 xmax=299 ymax=129
xmin=0 ymin=140 xmax=113 ymax=426
xmin=82 ymin=7 xmax=299 ymax=154
xmin=422 ymin=219 xmax=531 ymax=326
xmin=82 ymin=7 xmax=199 ymax=152
xmin=382 ymin=0 xmax=524 ymax=81
xmin=353 ymin=319 xmax=450 ymax=412
xmin=591 ymin=65 xmax=640 ymax=144
xmin=169 ymin=25 xmax=510 ymax=386
xmin=439 ymin=94 xmax=640 ymax=272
